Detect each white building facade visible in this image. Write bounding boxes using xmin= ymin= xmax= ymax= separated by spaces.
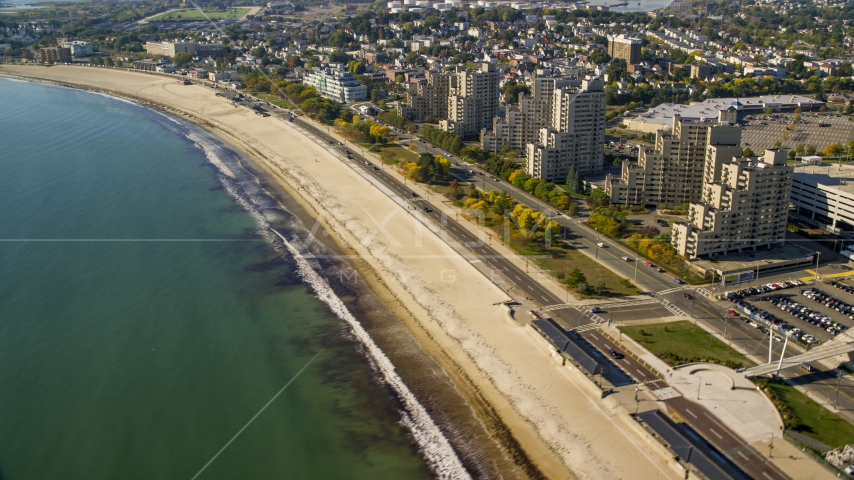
xmin=303 ymin=67 xmax=368 ymax=102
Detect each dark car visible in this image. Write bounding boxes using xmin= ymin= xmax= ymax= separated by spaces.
xmin=423 ymin=207 xmax=432 ymax=212
xmin=683 ymin=293 xmax=694 ymax=300
xmin=609 ymin=349 xmax=624 ymax=359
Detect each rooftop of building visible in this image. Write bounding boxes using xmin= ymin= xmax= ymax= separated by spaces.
xmin=626 ymin=95 xmax=824 ymax=126
xmin=793 ymin=163 xmax=854 ymax=195
xmin=690 ymin=240 xmax=816 ymax=276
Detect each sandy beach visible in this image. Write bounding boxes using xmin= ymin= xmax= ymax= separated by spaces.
xmin=0 ymin=65 xmax=681 ymax=479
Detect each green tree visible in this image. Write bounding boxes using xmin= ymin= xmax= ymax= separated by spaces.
xmin=743 ymin=147 xmax=756 ymax=157
xmin=172 ymin=52 xmax=194 ymax=67
xmin=565 ymin=268 xmax=587 ymax=288
xmin=565 ymin=166 xmax=583 ymax=193
xmin=806 ymin=145 xmax=817 ymax=155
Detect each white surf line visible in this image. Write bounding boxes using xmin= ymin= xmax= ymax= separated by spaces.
xmin=189 ymin=338 xmax=335 ymax=480
xmin=270 ymin=228 xmax=472 ymax=480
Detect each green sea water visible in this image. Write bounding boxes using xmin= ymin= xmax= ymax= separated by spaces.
xmin=0 ymin=78 xmax=434 ymax=480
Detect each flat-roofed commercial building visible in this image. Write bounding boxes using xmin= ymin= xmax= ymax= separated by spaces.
xmin=790 ymin=164 xmax=854 ymax=233
xmin=672 ymin=149 xmax=793 ymax=259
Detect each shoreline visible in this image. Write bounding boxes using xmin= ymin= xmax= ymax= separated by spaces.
xmin=0 ymin=65 xmax=680 ymax=480
xmin=0 ymin=68 xmax=541 ymax=478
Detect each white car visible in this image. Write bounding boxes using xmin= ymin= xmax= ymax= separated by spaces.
xmin=596 ymin=242 xmax=606 ymax=248
xmin=621 ymin=256 xmax=631 ymax=261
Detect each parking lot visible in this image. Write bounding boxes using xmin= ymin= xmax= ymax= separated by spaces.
xmin=740 ymin=113 xmax=854 ymax=153
xmin=725 ymin=279 xmax=854 ymax=346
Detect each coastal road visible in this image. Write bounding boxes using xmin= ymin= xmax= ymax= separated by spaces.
xmin=280 ymin=113 xmax=646 ymax=385
xmin=285 ymin=115 xmax=578 ymax=319
xmin=585 ymin=330 xmax=790 ymax=480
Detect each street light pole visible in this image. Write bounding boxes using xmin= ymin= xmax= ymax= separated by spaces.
xmin=815 ymin=251 xmax=821 ymax=280
xmin=836 ymin=371 xmax=844 ymax=409
xmin=634 ymin=256 xmax=638 ymax=282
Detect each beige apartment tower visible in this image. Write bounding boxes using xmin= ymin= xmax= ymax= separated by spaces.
xmin=440 ymin=63 xmax=500 ymax=139
xmin=525 ymin=77 xmax=607 ymax=181
xmin=605 ymin=115 xmax=742 ymax=207
xmin=480 ymin=76 xmax=576 ymax=154
xmin=398 ymin=69 xmax=454 ymax=122
xmin=608 ymin=34 xmax=642 ymax=65
xmin=672 ymin=149 xmax=793 ymax=259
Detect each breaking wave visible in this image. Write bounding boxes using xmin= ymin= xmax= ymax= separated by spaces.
xmin=156 ymin=114 xmax=471 ymax=480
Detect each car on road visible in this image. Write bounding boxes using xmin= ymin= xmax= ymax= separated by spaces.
xmin=621 ymin=256 xmax=632 ymax=261
xmin=411 ymin=192 xmax=419 ymax=197
xmin=645 ymin=261 xmax=654 ymax=267
xmin=365 ymin=161 xmax=370 ymax=165
xmin=423 ymin=207 xmax=431 ymax=212
xmin=372 ymin=166 xmax=379 ymax=170
xmin=608 ymin=349 xmax=624 ymax=359
xmin=596 ymin=242 xmax=606 ymax=248
xmin=674 ymin=278 xmax=685 ymax=284
xmin=590 ymin=307 xmax=603 ymax=313
xmin=727 ymin=310 xmax=739 ymax=316
xmin=655 ymin=267 xmax=664 ymax=273
xmin=683 ymin=293 xmax=693 ymax=300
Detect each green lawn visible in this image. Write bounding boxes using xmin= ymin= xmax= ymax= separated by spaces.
xmin=151 ymin=7 xmax=249 ymax=21
xmin=253 ymin=93 xmax=292 ymax=109
xmin=764 ymin=380 xmax=854 ymax=449
xmin=555 ymin=183 xmax=588 ymax=198
xmin=385 ymin=146 xmax=420 ymax=163
xmin=619 ymin=321 xmax=754 ymax=369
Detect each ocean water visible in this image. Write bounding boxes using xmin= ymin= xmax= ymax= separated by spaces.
xmin=0 ymin=78 xmax=451 ymax=479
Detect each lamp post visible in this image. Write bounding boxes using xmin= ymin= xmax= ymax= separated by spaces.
xmin=595 ymin=230 xmax=600 ymax=259
xmin=633 ymin=256 xmax=639 ymax=283
xmin=635 ymin=386 xmax=640 ymax=414
xmin=815 ymin=251 xmax=821 ymax=280
xmin=836 ymin=370 xmax=845 ymax=409
xmin=766 ymin=432 xmax=775 ymax=459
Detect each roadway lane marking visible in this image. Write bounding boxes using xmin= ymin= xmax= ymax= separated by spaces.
xmin=737 ymin=451 xmax=749 ymax=460
xmin=709 ymin=428 xmax=723 ymax=440
xmin=762 ymin=473 xmax=773 ymax=480
xmin=684 ymin=409 xmax=698 ymax=419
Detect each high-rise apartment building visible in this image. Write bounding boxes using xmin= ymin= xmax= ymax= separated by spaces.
xmin=525 ymin=78 xmax=607 ymax=181
xmin=672 ymin=149 xmax=793 ymax=259
xmin=605 ymin=115 xmax=742 ymax=207
xmin=40 ymin=47 xmax=71 ymax=64
xmin=481 ymin=76 xmax=576 ymax=154
xmin=398 ymin=69 xmax=454 ymax=122
xmin=607 ymin=34 xmax=642 ymax=64
xmin=440 ymin=63 xmax=500 ymax=139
